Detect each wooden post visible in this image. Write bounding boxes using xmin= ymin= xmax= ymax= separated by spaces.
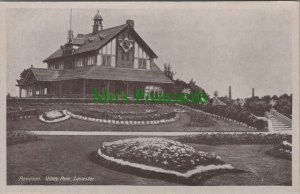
xmin=33 ymin=84 xmax=36 ymax=97
xmin=69 ymin=80 xmax=72 ymax=96
xmin=107 ymin=80 xmax=110 ymax=95
xmin=126 ymin=81 xmax=129 ymax=96
xmin=59 ymin=81 xmax=62 ymax=97
xmin=19 ymin=87 xmax=22 ymax=98
xmin=83 ymin=79 xmax=86 ymax=98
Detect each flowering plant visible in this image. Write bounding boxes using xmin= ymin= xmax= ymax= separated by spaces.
xmin=98 ymin=137 xmax=234 ymax=177
xmin=39 ymin=110 xmax=70 ymax=123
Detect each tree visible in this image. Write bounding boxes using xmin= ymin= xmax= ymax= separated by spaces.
xmin=163 ymin=62 xmax=175 ymax=81
xmin=271 ymin=95 xmax=279 ymax=100
xmin=16 ymin=68 xmax=31 ymax=85
xmin=213 ymin=90 xmax=219 ymax=97
xmin=262 ymin=95 xmax=271 ymax=104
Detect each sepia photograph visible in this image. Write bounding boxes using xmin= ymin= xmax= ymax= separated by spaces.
xmin=1 ymin=1 xmax=299 ymax=193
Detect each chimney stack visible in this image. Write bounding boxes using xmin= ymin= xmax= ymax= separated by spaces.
xmin=252 ymin=88 xmax=255 ymax=97
xmin=126 ymin=19 xmax=134 ymax=28
xmin=229 ymin=86 xmax=232 ymax=99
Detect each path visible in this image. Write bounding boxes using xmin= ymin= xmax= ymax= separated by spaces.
xmin=266 ymin=108 xmax=292 ymax=133
xmin=29 ymin=130 xmax=291 ymax=136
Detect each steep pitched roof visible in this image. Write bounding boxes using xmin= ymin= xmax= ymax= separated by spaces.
xmin=74 ymin=24 xmax=127 ymax=54
xmin=43 ymin=23 xmax=158 ymax=62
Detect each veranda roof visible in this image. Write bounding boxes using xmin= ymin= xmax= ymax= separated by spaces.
xmin=21 ymin=66 xmax=173 ymax=85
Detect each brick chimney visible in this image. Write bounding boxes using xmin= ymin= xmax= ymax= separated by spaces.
xmin=126 ymin=19 xmax=134 ymax=28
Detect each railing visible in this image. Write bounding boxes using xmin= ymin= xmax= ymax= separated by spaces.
xmin=271 ymin=108 xmax=292 ymax=122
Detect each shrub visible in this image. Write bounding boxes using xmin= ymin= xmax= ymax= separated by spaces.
xmin=265 ymin=142 xmax=292 ymax=160
xmin=7 ymin=131 xmax=38 ymax=145
xmin=177 ymin=133 xmax=292 ymax=145
xmin=186 ymin=104 xmax=268 ymax=130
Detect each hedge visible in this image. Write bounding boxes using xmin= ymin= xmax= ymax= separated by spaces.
xmin=186 ymin=104 xmax=268 ymax=130
xmin=177 ymin=133 xmax=292 ymax=145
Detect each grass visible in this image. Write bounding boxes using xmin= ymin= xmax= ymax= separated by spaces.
xmin=7 ymin=135 xmax=291 ymax=185
xmin=7 ymin=103 xmax=255 ymax=132
xmin=185 ymin=111 xmax=217 ymax=127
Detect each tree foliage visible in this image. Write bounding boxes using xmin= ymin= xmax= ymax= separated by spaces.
xmin=163 ymin=63 xmax=175 ymax=81
xmin=16 ymin=68 xmax=31 ymax=84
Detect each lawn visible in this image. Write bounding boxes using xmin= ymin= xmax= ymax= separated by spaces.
xmin=7 ymin=135 xmax=291 ymax=185
xmin=7 ymin=103 xmax=255 ymax=132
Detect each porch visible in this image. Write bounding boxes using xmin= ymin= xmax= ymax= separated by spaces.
xmin=18 ymin=79 xmax=169 ymax=99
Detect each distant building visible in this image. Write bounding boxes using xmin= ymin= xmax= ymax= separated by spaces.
xmin=16 ymin=11 xmax=173 ymax=98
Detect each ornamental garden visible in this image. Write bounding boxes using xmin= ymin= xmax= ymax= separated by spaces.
xmin=7 ymin=100 xmax=292 ymax=185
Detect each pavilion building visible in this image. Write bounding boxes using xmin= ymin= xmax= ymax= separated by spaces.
xmin=17 ymin=11 xmax=174 ymax=99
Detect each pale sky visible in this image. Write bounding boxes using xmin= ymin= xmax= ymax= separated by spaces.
xmin=6 ymin=6 xmax=293 ymax=98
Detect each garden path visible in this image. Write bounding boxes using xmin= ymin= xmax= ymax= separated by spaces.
xmin=29 ymin=131 xmax=291 ymax=136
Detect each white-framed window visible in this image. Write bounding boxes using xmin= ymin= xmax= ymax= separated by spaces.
xmin=102 ymin=55 xmax=111 ymax=66
xmin=76 ymin=58 xmax=83 ymax=67
xmin=138 ymin=58 xmax=146 ymax=69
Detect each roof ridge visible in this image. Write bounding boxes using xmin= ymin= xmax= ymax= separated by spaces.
xmin=31 ymin=67 xmax=62 ymax=71
xmin=81 ymin=24 xmax=128 ymax=37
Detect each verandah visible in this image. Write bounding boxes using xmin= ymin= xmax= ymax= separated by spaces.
xmin=19 ymin=79 xmax=166 ymax=99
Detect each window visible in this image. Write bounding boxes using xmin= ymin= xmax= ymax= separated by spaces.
xmin=76 ymin=58 xmax=82 ymax=67
xmin=138 ymin=58 xmax=147 ymax=69
xmin=102 ymin=55 xmax=111 ymax=66
xmin=86 ymin=56 xmax=96 ymax=66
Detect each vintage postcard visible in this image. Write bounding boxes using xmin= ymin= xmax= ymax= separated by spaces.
xmin=0 ymin=1 xmax=299 ymax=194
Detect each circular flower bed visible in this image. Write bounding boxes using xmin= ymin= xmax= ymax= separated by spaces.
xmin=94 ymin=138 xmax=239 ymax=183
xmin=39 ymin=110 xmax=70 ymax=123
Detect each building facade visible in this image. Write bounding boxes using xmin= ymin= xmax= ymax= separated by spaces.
xmin=17 ymin=11 xmax=174 ymax=98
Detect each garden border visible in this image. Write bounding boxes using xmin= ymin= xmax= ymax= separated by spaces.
xmin=66 ymin=110 xmax=180 ymax=125
xmin=176 ymin=104 xmax=260 ymax=130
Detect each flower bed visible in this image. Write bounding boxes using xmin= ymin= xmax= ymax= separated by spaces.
xmin=39 ymin=110 xmax=70 ymax=123
xmin=265 ymin=141 xmax=292 ymax=160
xmin=179 ymin=104 xmax=268 ymax=130
xmin=177 ymin=133 xmax=292 ymax=145
xmin=174 ymin=109 xmax=186 ymax=113
xmin=185 ymin=111 xmax=217 ymax=127
xmin=95 ymin=138 xmax=238 ymax=180
xmin=90 ymin=108 xmax=158 ymax=115
xmin=7 ymin=130 xmax=38 ymax=145
xmin=67 ymin=110 xmax=179 ymax=125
